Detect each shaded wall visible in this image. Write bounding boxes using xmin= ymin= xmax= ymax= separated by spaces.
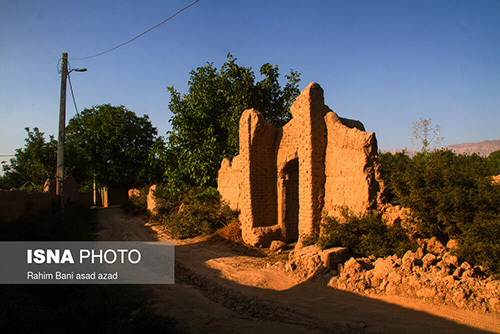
xmin=0 ymin=176 xmax=79 ymax=222
xmin=0 ymin=189 xmax=51 ymax=222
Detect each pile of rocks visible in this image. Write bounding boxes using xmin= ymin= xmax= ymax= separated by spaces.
xmin=282 ymin=238 xmax=500 ymax=314
xmin=285 ymin=244 xmax=349 ymax=277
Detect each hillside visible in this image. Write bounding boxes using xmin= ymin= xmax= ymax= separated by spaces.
xmin=383 ymin=139 xmax=500 ymax=157
xmin=445 ymin=139 xmax=500 ymax=156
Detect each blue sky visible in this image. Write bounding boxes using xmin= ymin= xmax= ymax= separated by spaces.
xmin=1 ymin=0 xmax=499 ymax=164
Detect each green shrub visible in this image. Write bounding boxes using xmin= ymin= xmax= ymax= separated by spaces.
xmin=379 ymin=149 xmax=500 ymax=276
xmin=152 ymin=186 xmax=238 ymax=239
xmin=318 ymin=208 xmax=417 ymax=258
xmin=378 ymin=151 xmax=412 ymax=205
xmin=130 ymin=187 xmax=148 ymax=207
xmin=301 ymin=235 xmax=319 ymax=247
xmin=456 ymin=211 xmax=500 ymax=278
xmin=122 ymin=186 xmax=149 ymax=216
xmin=487 ymin=150 xmax=500 ymax=175
xmin=381 ymin=150 xmax=499 ymax=239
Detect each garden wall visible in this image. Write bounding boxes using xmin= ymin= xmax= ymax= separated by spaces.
xmin=0 ymin=177 xmax=78 ymax=222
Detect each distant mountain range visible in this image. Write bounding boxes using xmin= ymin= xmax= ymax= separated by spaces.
xmin=382 ymin=139 xmax=500 ymax=157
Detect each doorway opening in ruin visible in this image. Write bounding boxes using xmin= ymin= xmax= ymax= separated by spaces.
xmin=282 ymin=158 xmax=299 ymax=243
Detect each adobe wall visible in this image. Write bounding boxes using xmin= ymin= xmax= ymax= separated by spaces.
xmin=43 ymin=176 xmax=79 ymax=204
xmin=218 ymin=82 xmax=383 ymax=247
xmin=0 ymin=177 xmax=80 ymax=222
xmin=0 ymin=189 xmax=51 ymax=222
xmin=323 ymin=112 xmax=382 ymax=214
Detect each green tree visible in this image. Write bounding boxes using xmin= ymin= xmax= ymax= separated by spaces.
xmin=164 ymin=54 xmax=301 ymax=190
xmin=384 ymin=150 xmax=495 ymax=239
xmin=379 ymin=149 xmax=500 ymax=275
xmin=486 ymin=150 xmax=500 ymax=175
xmin=378 ymin=151 xmax=412 ymax=204
xmin=1 ymin=127 xmax=57 ymax=190
xmin=65 ymin=104 xmax=158 ymax=190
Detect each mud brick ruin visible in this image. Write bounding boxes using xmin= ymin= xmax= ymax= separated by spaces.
xmin=218 ymin=82 xmax=383 ymax=247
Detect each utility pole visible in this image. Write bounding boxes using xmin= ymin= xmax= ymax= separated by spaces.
xmin=56 ymin=52 xmax=68 ymax=211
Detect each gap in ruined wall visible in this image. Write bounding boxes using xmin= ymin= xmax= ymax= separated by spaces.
xmin=281 ymin=158 xmax=299 ymax=242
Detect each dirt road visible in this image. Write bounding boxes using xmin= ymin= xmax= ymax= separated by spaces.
xmin=96 ymin=207 xmax=500 ymax=333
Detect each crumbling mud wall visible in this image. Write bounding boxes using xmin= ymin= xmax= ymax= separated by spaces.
xmin=0 ymin=189 xmax=51 ymax=222
xmin=218 ymin=82 xmax=383 ymax=247
xmin=0 ymin=177 xmax=79 ymax=222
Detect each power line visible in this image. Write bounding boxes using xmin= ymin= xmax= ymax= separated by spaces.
xmin=67 ymin=73 xmax=80 ymax=114
xmin=70 ymin=0 xmax=201 ymax=60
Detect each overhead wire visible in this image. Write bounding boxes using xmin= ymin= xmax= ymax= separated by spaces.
xmin=67 ymin=72 xmax=80 ymax=114
xmin=57 ymin=1 xmax=201 ymax=116
xmin=70 ymin=0 xmax=201 ymax=60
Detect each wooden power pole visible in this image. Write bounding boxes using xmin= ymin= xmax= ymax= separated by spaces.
xmin=56 ymin=52 xmax=68 ymax=211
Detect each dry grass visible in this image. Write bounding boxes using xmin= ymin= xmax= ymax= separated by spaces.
xmin=213 ymin=221 xmax=243 ymax=244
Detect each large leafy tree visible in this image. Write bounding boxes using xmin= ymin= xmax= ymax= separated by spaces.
xmin=164 ymin=54 xmax=301 ymax=189
xmin=1 ymin=127 xmax=57 ymax=190
xmin=66 ymin=104 xmax=158 ymax=190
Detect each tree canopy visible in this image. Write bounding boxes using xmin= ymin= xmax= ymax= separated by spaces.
xmin=1 ymin=127 xmax=57 ymax=190
xmin=487 ymin=149 xmax=500 ymax=175
xmin=379 ymin=149 xmax=500 ymax=275
xmin=66 ymin=104 xmax=158 ymax=190
xmin=163 ymin=54 xmax=301 ymax=190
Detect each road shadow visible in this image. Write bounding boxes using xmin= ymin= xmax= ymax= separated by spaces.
xmin=94 ymin=208 xmax=497 ymax=333
xmin=166 ymin=238 xmax=497 ymax=334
